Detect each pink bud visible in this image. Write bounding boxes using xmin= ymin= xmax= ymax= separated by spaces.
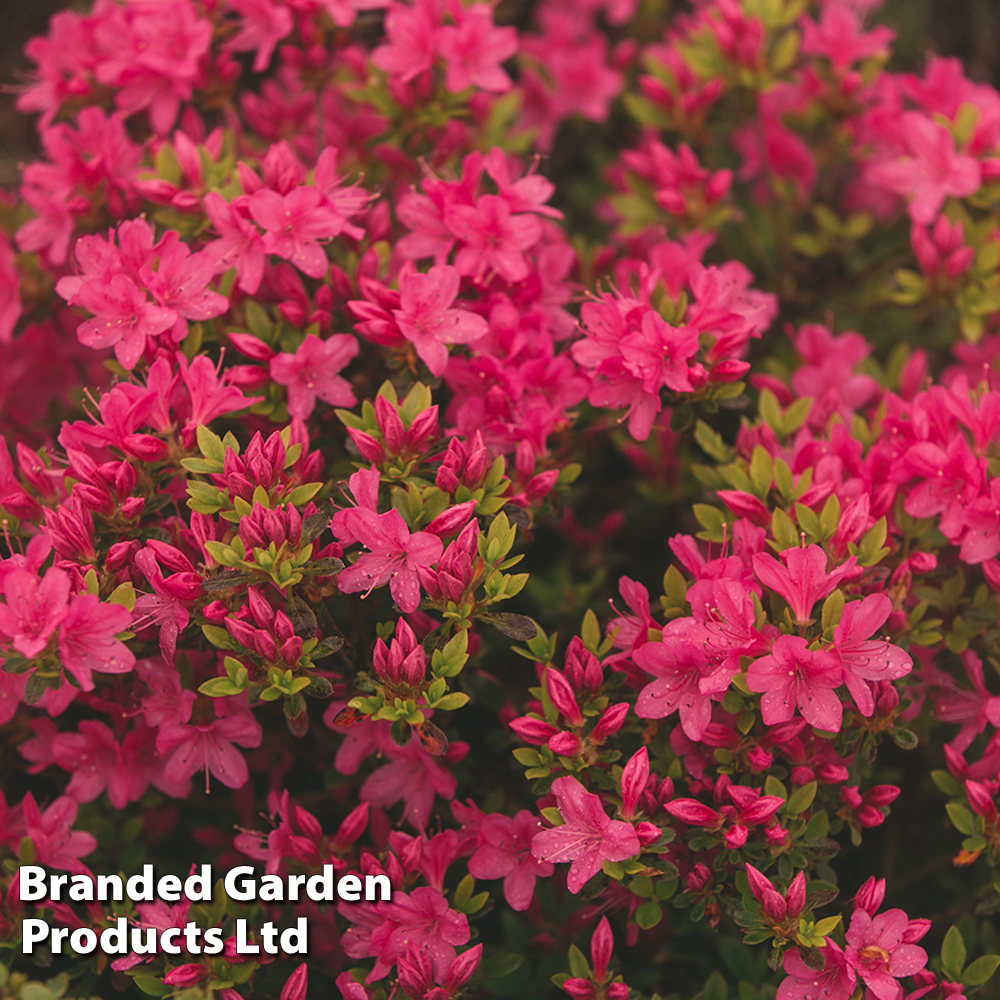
xmin=635 ymin=821 xmax=662 ymax=846
xmin=687 ymin=863 xmax=712 ymax=892
xmin=590 ymin=916 xmax=614 ymax=983
xmin=548 ymin=731 xmax=582 ymax=756
xmin=717 ymin=490 xmax=770 ymax=526
xmin=163 ymin=964 xmax=208 ymax=986
xmin=620 ymin=747 xmax=649 ymax=820
xmin=724 ymin=824 xmax=748 ymax=849
xmin=853 ymin=876 xmax=885 ymax=915
xmin=123 ymin=433 xmax=169 ymax=462
xmin=591 ymin=702 xmax=629 ymax=742
xmin=665 ymin=799 xmax=719 ymax=825
xmin=445 ymin=943 xmax=483 ymax=991
xmin=280 ymin=962 xmax=308 ymax=1000
xmin=546 ymin=668 xmax=584 ymax=727
xmin=785 ymin=872 xmax=806 ymax=917
xmin=562 ymin=979 xmax=597 ymax=1000
xmin=227 ymin=332 xmax=276 ymax=360
xmin=966 ymin=780 xmax=997 ymax=819
xmin=347 ymin=428 xmax=386 ymax=464
xmin=426 ymin=501 xmax=477 ymax=538
xmin=509 ymin=716 xmax=559 ymax=745
xmin=746 ymin=746 xmax=772 ymax=770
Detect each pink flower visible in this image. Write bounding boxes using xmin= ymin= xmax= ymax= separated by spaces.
xmin=335 ymin=509 xmax=443 ymax=613
xmin=446 ymin=195 xmax=542 ymax=284
xmin=21 ymin=792 xmax=97 ymax=874
xmin=752 ymin=545 xmax=861 ymax=623
xmin=531 ymin=775 xmax=640 ymax=893
xmin=57 ymin=592 xmax=135 ymax=690
xmin=437 ymin=4 xmax=517 ymax=93
xmin=51 ymin=721 xmax=139 ymax=809
xmin=831 ymin=594 xmax=912 ymax=716
xmin=372 ymin=0 xmax=442 ymax=83
xmin=360 ymin=737 xmax=467 ymax=829
xmin=269 ymin=333 xmax=359 ymax=419
xmin=73 ymin=274 xmax=174 ymax=369
xmin=203 ymin=192 xmax=267 ymax=294
xmin=868 ymin=112 xmax=982 ymax=225
xmin=779 ymin=940 xmax=856 ymax=1000
xmin=249 ymin=185 xmax=348 ymax=278
xmin=746 ymin=635 xmax=844 ymax=732
xmin=632 ymin=620 xmax=728 ymax=742
xmin=226 ymin=0 xmax=294 ymax=72
xmin=0 ymin=565 xmax=69 ymax=658
xmin=157 ymin=696 xmax=263 ymax=792
xmin=844 ymin=908 xmax=928 ymax=1000
xmin=370 ymin=887 xmax=470 ymax=981
xmin=393 ymin=264 xmax=488 ymax=376
xmin=800 ymin=4 xmax=894 ymax=72
xmin=467 ymin=810 xmax=554 ymax=910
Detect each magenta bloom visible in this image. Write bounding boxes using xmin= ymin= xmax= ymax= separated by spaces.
xmin=157 ymin=698 xmax=262 ymax=792
xmin=746 ymin=634 xmax=844 ymax=732
xmin=57 ymin=592 xmax=135 ymax=690
xmin=844 ymin=908 xmax=928 ymax=1000
xmin=51 ymin=720 xmax=139 ymax=809
xmin=531 ymin=775 xmax=640 ymax=893
xmin=203 ymin=192 xmax=267 ymax=294
xmin=633 ymin=619 xmax=729 ymax=741
xmin=269 ymin=333 xmax=359 ymax=419
xmin=249 ymin=186 xmax=348 ymax=278
xmin=832 ymin=594 xmax=912 ymax=716
xmin=393 ymin=264 xmax=488 ymax=376
xmin=446 ymin=194 xmax=542 ymax=284
xmin=437 ymin=4 xmax=518 ymax=94
xmin=779 ymin=940 xmax=856 ymax=1000
xmin=370 ymin=887 xmax=470 ymax=982
xmin=752 ymin=545 xmax=861 ymax=623
xmin=868 ymin=112 xmax=982 ymax=225
xmin=468 ymin=810 xmax=554 ymax=911
xmin=74 ymin=274 xmax=174 ymax=369
xmin=336 ymin=508 xmax=443 ymax=613
xmin=0 ymin=565 xmax=69 ymax=658
xmin=21 ymin=792 xmax=97 ymax=874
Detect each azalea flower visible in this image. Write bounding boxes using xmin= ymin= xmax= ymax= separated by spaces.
xmin=531 ymin=775 xmax=640 ymax=893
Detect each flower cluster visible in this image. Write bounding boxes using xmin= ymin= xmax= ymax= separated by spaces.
xmin=4 ymin=0 xmax=1000 ymax=999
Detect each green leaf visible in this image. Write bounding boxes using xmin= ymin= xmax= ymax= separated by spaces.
xmin=942 ymin=927 xmax=967 ymax=981
xmin=133 ymin=976 xmax=171 ymax=997
xmin=581 ymin=608 xmax=601 ymax=652
xmin=822 ymin=590 xmax=845 ymax=631
xmin=813 ymin=915 xmax=841 ymax=937
xmin=199 ymin=677 xmax=244 ymax=698
xmin=785 ymin=781 xmax=817 ymax=816
xmin=433 ymin=692 xmax=470 ymax=712
xmin=107 ymin=582 xmax=137 ymax=612
xmin=962 ymin=955 xmax=1000 ymax=987
xmin=287 ymin=482 xmax=323 ymax=506
xmin=634 ymin=900 xmax=663 ymax=929
xmin=946 ymin=803 xmax=977 ymax=836
xmin=567 ymin=944 xmax=590 ymax=979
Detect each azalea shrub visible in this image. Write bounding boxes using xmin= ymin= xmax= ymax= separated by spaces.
xmin=4 ymin=0 xmax=1000 ymax=998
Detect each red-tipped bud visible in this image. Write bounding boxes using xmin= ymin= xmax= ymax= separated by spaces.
xmin=163 ymin=964 xmax=208 ymax=986
xmin=620 ymin=747 xmax=649 ymax=821
xmin=444 ymin=943 xmax=483 ymax=991
xmin=590 ymin=916 xmax=614 ymax=983
xmin=426 ymin=501 xmax=477 ymax=538
xmin=966 ymin=780 xmax=997 ymax=819
xmin=590 ymin=702 xmax=628 ymax=742
xmin=280 ymin=962 xmax=308 ymax=1000
xmin=785 ymin=872 xmax=806 ymax=918
xmin=635 ymin=821 xmax=662 ymax=846
xmin=853 ymin=876 xmax=885 ymax=915
xmin=665 ymin=799 xmax=719 ymax=825
xmin=508 ymin=716 xmax=558 ymax=745
xmin=546 ymin=668 xmax=583 ymax=727
xmin=548 ymin=731 xmax=582 ymax=756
